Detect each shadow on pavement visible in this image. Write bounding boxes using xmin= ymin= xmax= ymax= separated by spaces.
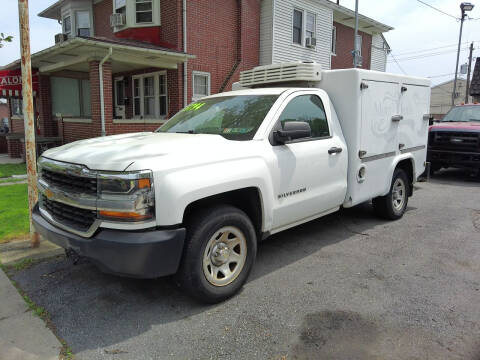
xmin=8 ymin=202 xmax=398 ymax=354
xmin=429 ymin=168 xmax=480 ymax=187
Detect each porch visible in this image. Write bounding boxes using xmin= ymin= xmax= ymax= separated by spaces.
xmin=1 ymin=36 xmax=193 ymax=157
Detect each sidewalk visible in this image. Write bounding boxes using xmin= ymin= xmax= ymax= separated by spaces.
xmin=0 ymin=269 xmax=62 ymax=360
xmin=0 ymin=238 xmax=65 ymax=359
xmin=0 ymin=154 xmax=24 ymax=164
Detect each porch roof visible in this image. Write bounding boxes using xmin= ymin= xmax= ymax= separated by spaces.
xmin=322 ymin=1 xmax=394 ymax=34
xmin=1 ymin=36 xmax=195 ymax=74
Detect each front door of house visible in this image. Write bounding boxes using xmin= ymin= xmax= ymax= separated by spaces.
xmin=114 ymin=77 xmax=126 ymax=119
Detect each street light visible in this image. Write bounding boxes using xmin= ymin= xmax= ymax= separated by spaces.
xmin=452 ymin=2 xmax=474 ymax=106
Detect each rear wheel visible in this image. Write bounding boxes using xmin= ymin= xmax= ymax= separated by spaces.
xmin=176 ymin=205 xmax=257 ymax=303
xmin=372 ymin=168 xmax=410 ymax=220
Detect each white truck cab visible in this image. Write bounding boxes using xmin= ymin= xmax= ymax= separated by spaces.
xmin=33 ymin=62 xmax=431 ymax=303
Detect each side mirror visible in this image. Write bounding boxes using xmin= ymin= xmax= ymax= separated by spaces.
xmin=274 ymin=121 xmax=311 ymax=145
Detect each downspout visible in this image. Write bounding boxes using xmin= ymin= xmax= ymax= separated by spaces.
xmin=99 ymin=47 xmax=112 ymax=137
xmin=183 ymin=0 xmax=188 ymax=107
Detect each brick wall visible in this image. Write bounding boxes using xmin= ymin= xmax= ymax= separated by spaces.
xmin=186 ymin=0 xmax=260 ymax=99
xmin=161 ymin=0 xmax=182 ymax=50
xmin=331 ymin=22 xmax=372 ymax=70
xmin=38 ymin=75 xmax=56 ymax=137
xmin=89 ymin=60 xmax=107 ymax=137
xmin=6 ymin=137 xmax=23 ymax=158
xmin=0 ymin=103 xmax=8 ymax=120
xmin=94 ymin=0 xmax=115 ymax=39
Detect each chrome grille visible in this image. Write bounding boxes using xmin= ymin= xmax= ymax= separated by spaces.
xmin=41 ymin=195 xmax=97 ymax=233
xmin=41 ymin=168 xmax=97 ymax=195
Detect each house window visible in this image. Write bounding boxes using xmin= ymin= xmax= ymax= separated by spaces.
xmin=50 ymin=77 xmax=91 ymax=118
xmin=136 ymin=0 xmax=153 ymax=23
xmin=10 ymin=98 xmax=23 ymax=116
xmin=115 ymin=0 xmax=126 ymax=16
xmin=76 ymin=11 xmax=91 ymax=37
xmin=293 ymin=9 xmax=303 ymax=45
xmin=356 ymin=35 xmax=363 ymax=56
xmin=63 ymin=16 xmax=72 ymax=36
xmin=132 ymin=72 xmax=168 ymax=119
xmin=305 ymin=12 xmax=315 ymax=41
xmin=331 ymin=26 xmax=337 ymax=55
xmin=193 ymin=72 xmax=211 ymax=101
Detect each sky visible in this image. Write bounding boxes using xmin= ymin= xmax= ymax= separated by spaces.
xmin=1 ymin=0 xmax=479 ymax=86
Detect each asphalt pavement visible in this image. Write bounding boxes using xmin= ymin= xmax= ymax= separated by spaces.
xmin=9 ymin=168 xmax=480 ymax=360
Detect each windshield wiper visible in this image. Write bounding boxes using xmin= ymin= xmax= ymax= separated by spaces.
xmin=175 ymin=130 xmax=196 ymax=134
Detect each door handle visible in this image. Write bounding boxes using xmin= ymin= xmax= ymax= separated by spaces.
xmin=328 ymin=147 xmax=343 ymax=154
xmin=391 ymin=115 xmax=403 ymax=122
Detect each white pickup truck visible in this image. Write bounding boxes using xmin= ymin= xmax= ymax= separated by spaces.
xmin=33 ymin=63 xmax=431 ymax=303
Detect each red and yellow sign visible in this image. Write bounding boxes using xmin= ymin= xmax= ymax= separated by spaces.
xmin=0 ymin=69 xmax=39 ymax=96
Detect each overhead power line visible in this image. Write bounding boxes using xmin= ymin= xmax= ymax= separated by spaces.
xmin=416 ymin=0 xmax=459 ymax=20
xmin=387 ymin=47 xmax=472 ymax=63
xmin=394 ymin=41 xmax=472 ymax=57
xmin=389 ymin=53 xmax=407 ymax=75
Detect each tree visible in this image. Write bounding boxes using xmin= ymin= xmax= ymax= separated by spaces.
xmin=0 ymin=33 xmax=13 ymax=48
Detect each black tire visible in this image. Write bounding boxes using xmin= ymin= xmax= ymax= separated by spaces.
xmin=176 ymin=205 xmax=257 ymax=303
xmin=372 ymin=168 xmax=410 ymax=220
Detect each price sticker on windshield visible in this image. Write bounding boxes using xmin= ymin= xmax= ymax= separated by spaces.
xmin=184 ymin=102 xmax=206 ymax=112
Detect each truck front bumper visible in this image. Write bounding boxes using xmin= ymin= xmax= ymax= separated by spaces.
xmin=32 ymin=204 xmax=186 ymax=278
xmin=427 ymin=149 xmax=480 ymax=168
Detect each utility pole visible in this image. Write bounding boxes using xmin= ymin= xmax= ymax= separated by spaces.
xmin=18 ymin=0 xmax=39 ymax=247
xmin=352 ymin=0 xmax=359 ymax=67
xmin=465 ymin=42 xmax=474 ymax=103
xmin=452 ymin=3 xmax=474 ymax=107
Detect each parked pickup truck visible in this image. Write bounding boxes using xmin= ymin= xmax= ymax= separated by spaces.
xmin=428 ymin=104 xmax=480 ymax=173
xmin=33 ymin=63 xmax=431 ymax=303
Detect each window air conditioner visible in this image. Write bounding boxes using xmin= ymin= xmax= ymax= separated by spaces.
xmin=54 ymin=33 xmax=68 ymax=44
xmin=110 ymin=13 xmax=126 ymax=27
xmin=306 ymin=37 xmax=317 ymax=48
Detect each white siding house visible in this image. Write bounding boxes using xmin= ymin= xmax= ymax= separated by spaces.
xmin=270 ymin=0 xmax=333 ymax=68
xmin=370 ymin=34 xmax=390 ymax=72
xmin=259 ymin=0 xmax=393 ymax=71
xmin=260 ymin=0 xmax=274 ymax=65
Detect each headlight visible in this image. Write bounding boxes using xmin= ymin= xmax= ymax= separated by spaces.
xmin=97 ymin=171 xmax=155 ymax=222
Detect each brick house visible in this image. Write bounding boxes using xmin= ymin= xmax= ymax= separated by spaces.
xmin=0 ymin=0 xmax=391 ymax=158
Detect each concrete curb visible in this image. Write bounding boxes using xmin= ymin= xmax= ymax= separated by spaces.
xmin=0 ymin=238 xmax=64 ymax=266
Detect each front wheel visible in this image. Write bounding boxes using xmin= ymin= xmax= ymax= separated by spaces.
xmin=176 ymin=205 xmax=257 ymax=303
xmin=372 ymin=168 xmax=410 ymax=220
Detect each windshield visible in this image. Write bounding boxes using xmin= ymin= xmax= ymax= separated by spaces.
xmin=156 ymin=95 xmax=279 ymax=140
xmin=442 ymin=106 xmax=480 ymax=122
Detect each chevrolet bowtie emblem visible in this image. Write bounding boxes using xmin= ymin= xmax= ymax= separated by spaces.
xmin=45 ymin=189 xmax=54 ymax=199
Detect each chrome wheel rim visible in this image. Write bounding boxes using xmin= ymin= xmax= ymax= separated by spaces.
xmin=392 ymin=178 xmax=406 ymax=212
xmin=203 ymin=226 xmax=247 ymax=287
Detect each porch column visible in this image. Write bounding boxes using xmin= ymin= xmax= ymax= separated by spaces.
xmin=37 ymin=74 xmax=55 ymax=136
xmin=89 ymin=60 xmax=113 ymax=137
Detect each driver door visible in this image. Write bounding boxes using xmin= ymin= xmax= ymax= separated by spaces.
xmin=270 ymin=91 xmax=348 ymax=231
